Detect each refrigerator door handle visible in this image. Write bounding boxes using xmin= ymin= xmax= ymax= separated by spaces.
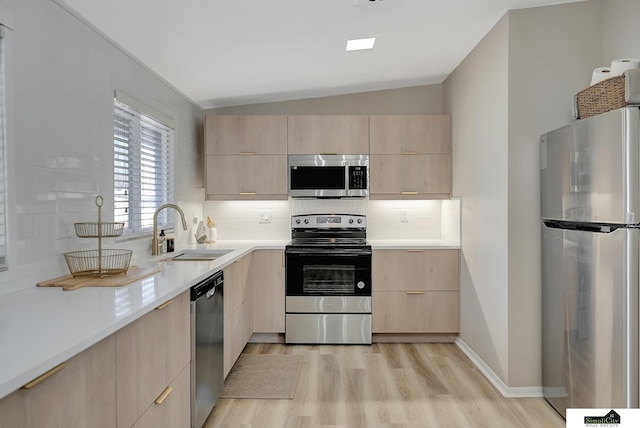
xmin=624 ymin=228 xmax=639 ymax=407
xmin=543 ymin=220 xmax=622 ymax=233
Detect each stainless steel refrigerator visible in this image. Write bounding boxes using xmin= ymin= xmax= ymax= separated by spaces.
xmin=540 ymin=106 xmax=640 ymax=417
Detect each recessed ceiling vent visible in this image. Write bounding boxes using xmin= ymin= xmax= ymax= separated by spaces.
xmin=353 ymin=0 xmax=399 ymax=5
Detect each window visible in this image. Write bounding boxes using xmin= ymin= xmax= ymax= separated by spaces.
xmin=113 ymin=93 xmax=175 ymax=238
xmin=0 ymin=26 xmax=8 ymax=271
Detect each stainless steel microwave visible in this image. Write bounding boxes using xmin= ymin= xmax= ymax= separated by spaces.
xmin=288 ymin=154 xmax=369 ymax=198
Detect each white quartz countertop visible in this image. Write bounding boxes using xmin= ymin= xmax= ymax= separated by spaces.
xmin=0 ymin=240 xmax=286 ymax=400
xmin=0 ymin=237 xmax=458 ymax=400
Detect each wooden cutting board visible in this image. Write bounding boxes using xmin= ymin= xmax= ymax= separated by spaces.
xmin=37 ymin=266 xmax=162 ymax=291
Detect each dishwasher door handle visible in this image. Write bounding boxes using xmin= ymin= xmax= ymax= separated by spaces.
xmin=206 ymin=286 xmax=219 ymax=299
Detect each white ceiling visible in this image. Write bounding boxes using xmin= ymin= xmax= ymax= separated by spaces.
xmin=60 ymin=0 xmax=585 ymax=109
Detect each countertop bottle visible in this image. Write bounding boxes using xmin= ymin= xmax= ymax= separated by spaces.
xmin=159 ymin=230 xmax=166 ymax=253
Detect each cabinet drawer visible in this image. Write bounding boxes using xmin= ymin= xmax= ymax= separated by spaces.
xmin=0 ymin=336 xmax=116 ymax=428
xmin=116 ymin=292 xmax=190 ymax=428
xmin=131 ymin=363 xmax=190 ymax=428
xmin=372 ymin=291 xmax=459 ymax=333
xmin=372 ymin=249 xmax=459 ymax=292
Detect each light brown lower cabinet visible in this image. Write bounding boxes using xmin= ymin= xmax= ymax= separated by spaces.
xmin=223 ymin=254 xmax=253 ymax=378
xmin=372 ymin=291 xmax=459 ymax=333
xmin=372 ymin=249 xmax=460 ymax=334
xmin=252 ymin=249 xmax=285 ymax=333
xmin=0 ymin=292 xmax=191 ymax=428
xmin=131 ymin=364 xmax=190 ymax=428
xmin=0 ymin=335 xmax=116 ymax=428
xmin=223 ymin=299 xmax=252 ymax=378
xmin=116 ymin=291 xmax=191 ymax=428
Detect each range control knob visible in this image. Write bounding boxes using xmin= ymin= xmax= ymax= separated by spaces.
xmin=357 ymin=218 xmax=363 ymax=224
xmin=295 ymin=219 xmax=301 ymax=224
xmin=349 ymin=218 xmax=354 ymax=224
xmin=357 ymin=281 xmax=366 ymax=289
xmin=304 ymin=219 xmax=309 ymax=224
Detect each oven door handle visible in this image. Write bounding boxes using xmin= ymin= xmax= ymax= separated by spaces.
xmin=285 ymin=248 xmax=372 ymax=256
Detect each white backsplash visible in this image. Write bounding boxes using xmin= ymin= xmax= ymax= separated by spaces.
xmin=204 ymin=198 xmax=460 ymax=244
xmin=203 ymin=200 xmax=292 ymax=240
xmin=367 ymin=199 xmax=460 ymax=242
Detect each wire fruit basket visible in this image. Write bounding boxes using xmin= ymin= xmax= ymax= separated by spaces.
xmin=64 ymin=196 xmax=132 ymax=277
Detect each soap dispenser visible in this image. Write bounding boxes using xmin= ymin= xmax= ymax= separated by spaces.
xmin=159 ymin=229 xmax=166 ymax=253
xmin=206 ymin=216 xmax=217 ymax=243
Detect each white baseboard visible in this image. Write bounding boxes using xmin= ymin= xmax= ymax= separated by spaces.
xmin=455 ymin=337 xmax=543 ymax=398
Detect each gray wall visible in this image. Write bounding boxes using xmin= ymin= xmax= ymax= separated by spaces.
xmin=443 ymin=0 xmax=639 ymax=392
xmin=205 ymin=84 xmax=443 ymax=115
xmin=603 ymin=0 xmax=640 ymax=62
xmin=0 ymin=0 xmax=203 ymax=295
xmin=443 ymin=14 xmax=511 ymax=386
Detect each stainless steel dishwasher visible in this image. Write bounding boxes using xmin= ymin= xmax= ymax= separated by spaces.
xmin=190 ymin=270 xmax=223 ymax=428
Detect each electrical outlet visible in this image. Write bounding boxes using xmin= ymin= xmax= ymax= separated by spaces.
xmin=259 ymin=210 xmax=271 ymax=224
xmin=400 ymin=209 xmax=409 ymax=223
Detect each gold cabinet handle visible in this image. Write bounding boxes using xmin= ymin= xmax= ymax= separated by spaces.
xmin=406 ymin=291 xmax=425 ymax=295
xmin=22 ymin=363 xmax=65 ymax=389
xmin=401 ymin=191 xmax=419 ymax=195
xmin=155 ymin=299 xmax=173 ymax=310
xmin=239 ymin=192 xmax=257 ymax=195
xmin=154 ymin=386 xmax=173 ymax=405
xmin=401 ymin=151 xmax=419 ymax=155
xmin=239 ymin=152 xmax=256 ymax=156
xmin=407 ymin=249 xmax=425 ymax=252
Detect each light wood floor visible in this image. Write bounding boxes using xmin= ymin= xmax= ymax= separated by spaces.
xmin=205 ymin=343 xmax=564 ymax=428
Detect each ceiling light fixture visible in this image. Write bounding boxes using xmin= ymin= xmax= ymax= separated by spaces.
xmin=346 ymin=37 xmax=376 ymax=51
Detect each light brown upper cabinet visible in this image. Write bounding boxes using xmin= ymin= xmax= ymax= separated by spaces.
xmin=369 ymin=115 xmax=451 ymax=199
xmin=205 ymin=115 xmax=287 ymax=155
xmin=369 ymin=114 xmax=451 ymax=154
xmin=205 ymin=155 xmax=287 ymax=200
xmin=204 ymin=114 xmax=288 ymax=200
xmin=287 ymin=115 xmax=369 ymax=154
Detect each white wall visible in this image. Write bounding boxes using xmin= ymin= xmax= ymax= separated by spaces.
xmin=0 ymin=0 xmax=203 ymax=295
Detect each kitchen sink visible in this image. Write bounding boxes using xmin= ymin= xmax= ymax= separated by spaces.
xmin=161 ymin=249 xmax=233 ymax=261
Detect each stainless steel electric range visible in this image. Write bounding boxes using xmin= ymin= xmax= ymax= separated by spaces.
xmin=284 ymin=214 xmax=372 ymax=345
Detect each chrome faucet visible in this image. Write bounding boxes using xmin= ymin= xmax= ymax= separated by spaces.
xmin=152 ymin=203 xmax=188 ymax=255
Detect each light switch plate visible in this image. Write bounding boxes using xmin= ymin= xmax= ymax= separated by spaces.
xmin=400 ymin=209 xmax=409 ymax=223
xmin=259 ymin=210 xmax=271 ymax=224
